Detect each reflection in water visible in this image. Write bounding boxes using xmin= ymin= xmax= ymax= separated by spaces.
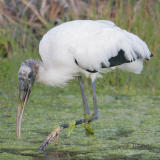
xmin=0 ymin=147 xmax=91 ymax=160
xmin=42 ymin=150 xmax=85 ymax=160
xmin=1 ymin=143 xmax=160 ymax=160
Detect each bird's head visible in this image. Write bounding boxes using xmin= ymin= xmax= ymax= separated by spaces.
xmin=16 ymin=59 xmax=39 ymax=138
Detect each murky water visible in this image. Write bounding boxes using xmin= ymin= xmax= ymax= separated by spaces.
xmin=0 ymin=58 xmax=160 ymax=159
xmin=1 ymin=90 xmax=160 ymax=160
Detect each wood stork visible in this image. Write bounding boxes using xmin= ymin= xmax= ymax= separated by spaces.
xmin=16 ymin=20 xmax=152 ymax=150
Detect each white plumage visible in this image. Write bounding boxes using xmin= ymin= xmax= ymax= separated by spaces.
xmin=38 ymin=20 xmax=152 ymax=87
xmin=16 ymin=20 xmax=152 ymax=148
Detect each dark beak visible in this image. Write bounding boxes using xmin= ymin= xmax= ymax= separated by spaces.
xmin=16 ymin=79 xmax=32 ymax=138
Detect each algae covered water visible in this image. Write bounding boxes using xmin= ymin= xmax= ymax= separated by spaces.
xmin=1 ymin=61 xmax=160 ymax=159
xmin=0 ymin=0 xmax=160 ymax=159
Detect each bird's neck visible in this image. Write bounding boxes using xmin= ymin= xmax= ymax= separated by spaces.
xmin=37 ymin=63 xmax=74 ymax=87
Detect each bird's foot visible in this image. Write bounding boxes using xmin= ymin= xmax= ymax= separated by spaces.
xmin=39 ymin=115 xmax=98 ymax=150
xmin=84 ymin=122 xmax=95 ymax=136
xmin=83 ymin=113 xmax=95 ymax=136
xmin=39 ymin=126 xmax=62 ymax=151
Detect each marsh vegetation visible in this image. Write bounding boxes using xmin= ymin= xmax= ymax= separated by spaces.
xmin=0 ymin=0 xmax=160 ymax=159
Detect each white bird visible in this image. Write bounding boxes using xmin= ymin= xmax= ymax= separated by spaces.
xmin=16 ymin=20 xmax=152 ymax=150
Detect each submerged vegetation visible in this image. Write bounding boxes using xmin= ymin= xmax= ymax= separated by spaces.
xmin=0 ymin=0 xmax=160 ymax=159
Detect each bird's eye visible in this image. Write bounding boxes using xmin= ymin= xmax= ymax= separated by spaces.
xmin=28 ymin=72 xmax=32 ymax=79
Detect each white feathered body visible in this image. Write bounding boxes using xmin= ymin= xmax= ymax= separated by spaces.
xmin=38 ymin=20 xmax=151 ymax=87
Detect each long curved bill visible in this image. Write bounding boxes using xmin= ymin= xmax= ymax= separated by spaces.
xmin=16 ymin=89 xmax=30 ymax=138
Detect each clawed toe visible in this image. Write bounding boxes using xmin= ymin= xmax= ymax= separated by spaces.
xmin=39 ymin=126 xmax=61 ymax=151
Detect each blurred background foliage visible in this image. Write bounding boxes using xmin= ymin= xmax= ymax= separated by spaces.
xmin=1 ymin=1 xmax=160 ymax=159
xmin=0 ymin=0 xmax=160 ymax=95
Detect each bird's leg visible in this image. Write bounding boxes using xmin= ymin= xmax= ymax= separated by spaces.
xmin=40 ymin=118 xmax=97 ymax=151
xmin=39 ymin=80 xmax=98 ymax=151
xmin=40 ymin=121 xmax=83 ymax=151
xmin=78 ymin=76 xmax=90 ymax=116
xmin=78 ymin=76 xmax=95 ymax=135
xmin=90 ymin=80 xmax=98 ymax=120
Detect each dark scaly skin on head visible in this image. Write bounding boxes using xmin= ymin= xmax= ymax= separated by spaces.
xmin=17 ymin=59 xmax=40 ymax=138
xmin=18 ymin=59 xmax=40 ymax=95
xmin=19 ymin=59 xmax=40 ymax=76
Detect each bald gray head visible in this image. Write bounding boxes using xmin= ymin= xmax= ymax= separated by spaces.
xmin=18 ymin=59 xmax=39 ymax=102
xmin=16 ymin=59 xmax=40 ymax=138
